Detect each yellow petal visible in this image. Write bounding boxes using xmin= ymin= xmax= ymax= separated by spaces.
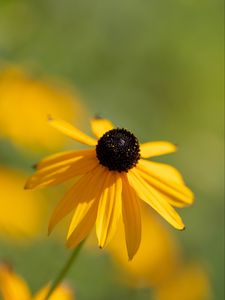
xmin=0 ymin=264 xmax=31 ymax=300
xmin=153 ymin=190 xmax=187 ymax=208
xmin=33 ymin=283 xmax=74 ymax=300
xmin=48 ymin=169 xmax=99 ymax=234
xmin=25 ymin=151 xmax=98 ymax=189
xmin=66 ymin=166 xmax=107 ymax=248
xmin=121 ymin=174 xmax=142 ymax=260
xmin=96 ymin=172 xmax=122 ymax=248
xmin=48 ymin=117 xmax=97 ymax=146
xmin=145 ymin=161 xmax=184 ymax=184
xmin=90 ymin=117 xmax=114 ymax=138
xmin=36 ymin=149 xmax=93 ymax=170
xmin=140 ymin=161 xmax=187 ymax=208
xmin=140 ymin=141 xmax=177 ymax=158
xmin=136 ymin=159 xmax=194 ymax=206
xmin=128 ymin=170 xmax=185 ymax=230
xmin=66 ymin=200 xmax=98 ymax=249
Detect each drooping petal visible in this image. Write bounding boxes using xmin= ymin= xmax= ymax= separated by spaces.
xmin=66 ymin=166 xmax=107 ymax=248
xmin=90 ymin=117 xmax=114 ymax=138
xmin=121 ymin=173 xmax=142 ymax=260
xmin=136 ymin=159 xmax=194 ymax=206
xmin=36 ymin=149 xmax=93 ymax=170
xmin=48 ymin=117 xmax=97 ymax=145
xmin=137 ymin=160 xmax=189 ymax=208
xmin=66 ymin=200 xmax=98 ymax=249
xmin=0 ymin=264 xmax=31 ymax=300
xmin=140 ymin=141 xmax=177 ymax=158
xmin=144 ymin=160 xmax=185 ymax=184
xmin=96 ymin=172 xmax=122 ymax=248
xmin=152 ymin=190 xmax=187 ymax=208
xmin=128 ymin=169 xmax=185 ymax=230
xmin=48 ymin=169 xmax=100 ymax=234
xmin=25 ymin=151 xmax=98 ymax=189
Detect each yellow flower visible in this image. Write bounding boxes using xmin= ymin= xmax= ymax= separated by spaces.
xmin=108 ymin=205 xmax=181 ymax=287
xmin=153 ymin=263 xmax=212 ymax=300
xmin=0 ymin=263 xmax=74 ymax=300
xmin=25 ymin=117 xmax=194 ymax=259
xmin=33 ymin=284 xmax=73 ymax=300
xmin=0 ymin=167 xmax=45 ymax=241
xmin=0 ymin=67 xmax=85 ymax=152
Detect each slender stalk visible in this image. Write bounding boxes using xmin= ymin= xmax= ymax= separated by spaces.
xmin=45 ymin=240 xmax=85 ymax=300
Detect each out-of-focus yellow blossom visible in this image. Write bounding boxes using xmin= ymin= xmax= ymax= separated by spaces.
xmin=108 ymin=205 xmax=212 ymax=299
xmin=0 ymin=263 xmax=74 ymax=300
xmin=0 ymin=67 xmax=86 ymax=152
xmin=0 ymin=167 xmax=45 ymax=241
xmin=32 ymin=283 xmax=73 ymax=300
xmin=154 ymin=263 xmax=212 ymax=300
xmin=108 ymin=204 xmax=182 ymax=287
xmin=0 ymin=263 xmax=30 ymax=300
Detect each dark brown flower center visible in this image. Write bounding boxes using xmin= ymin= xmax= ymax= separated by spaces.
xmin=96 ymin=128 xmax=140 ymax=172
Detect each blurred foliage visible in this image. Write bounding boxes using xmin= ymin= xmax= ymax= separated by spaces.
xmin=0 ymin=0 xmax=223 ymax=299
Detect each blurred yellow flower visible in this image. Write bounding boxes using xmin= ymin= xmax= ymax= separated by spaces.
xmin=0 ymin=263 xmax=74 ymax=300
xmin=0 ymin=67 xmax=86 ymax=152
xmin=33 ymin=284 xmax=73 ymax=300
xmin=154 ymin=263 xmax=212 ymax=300
xmin=26 ymin=117 xmax=193 ymax=259
xmin=0 ymin=167 xmax=45 ymax=241
xmin=108 ymin=208 xmax=212 ymax=300
xmin=108 ymin=205 xmax=181 ymax=287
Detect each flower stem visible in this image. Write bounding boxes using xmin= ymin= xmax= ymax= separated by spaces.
xmin=45 ymin=240 xmax=85 ymax=300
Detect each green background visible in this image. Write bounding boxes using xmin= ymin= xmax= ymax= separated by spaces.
xmin=0 ymin=0 xmax=224 ymax=299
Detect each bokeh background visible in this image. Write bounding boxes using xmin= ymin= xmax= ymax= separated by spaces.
xmin=0 ymin=0 xmax=223 ymax=299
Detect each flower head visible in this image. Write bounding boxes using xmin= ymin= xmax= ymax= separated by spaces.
xmin=25 ymin=117 xmax=194 ymax=259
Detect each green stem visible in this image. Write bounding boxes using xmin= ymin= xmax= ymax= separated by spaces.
xmin=45 ymin=240 xmax=85 ymax=300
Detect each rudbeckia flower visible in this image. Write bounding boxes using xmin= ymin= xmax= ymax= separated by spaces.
xmin=25 ymin=118 xmax=194 ymax=259
xmin=0 ymin=263 xmax=74 ymax=300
